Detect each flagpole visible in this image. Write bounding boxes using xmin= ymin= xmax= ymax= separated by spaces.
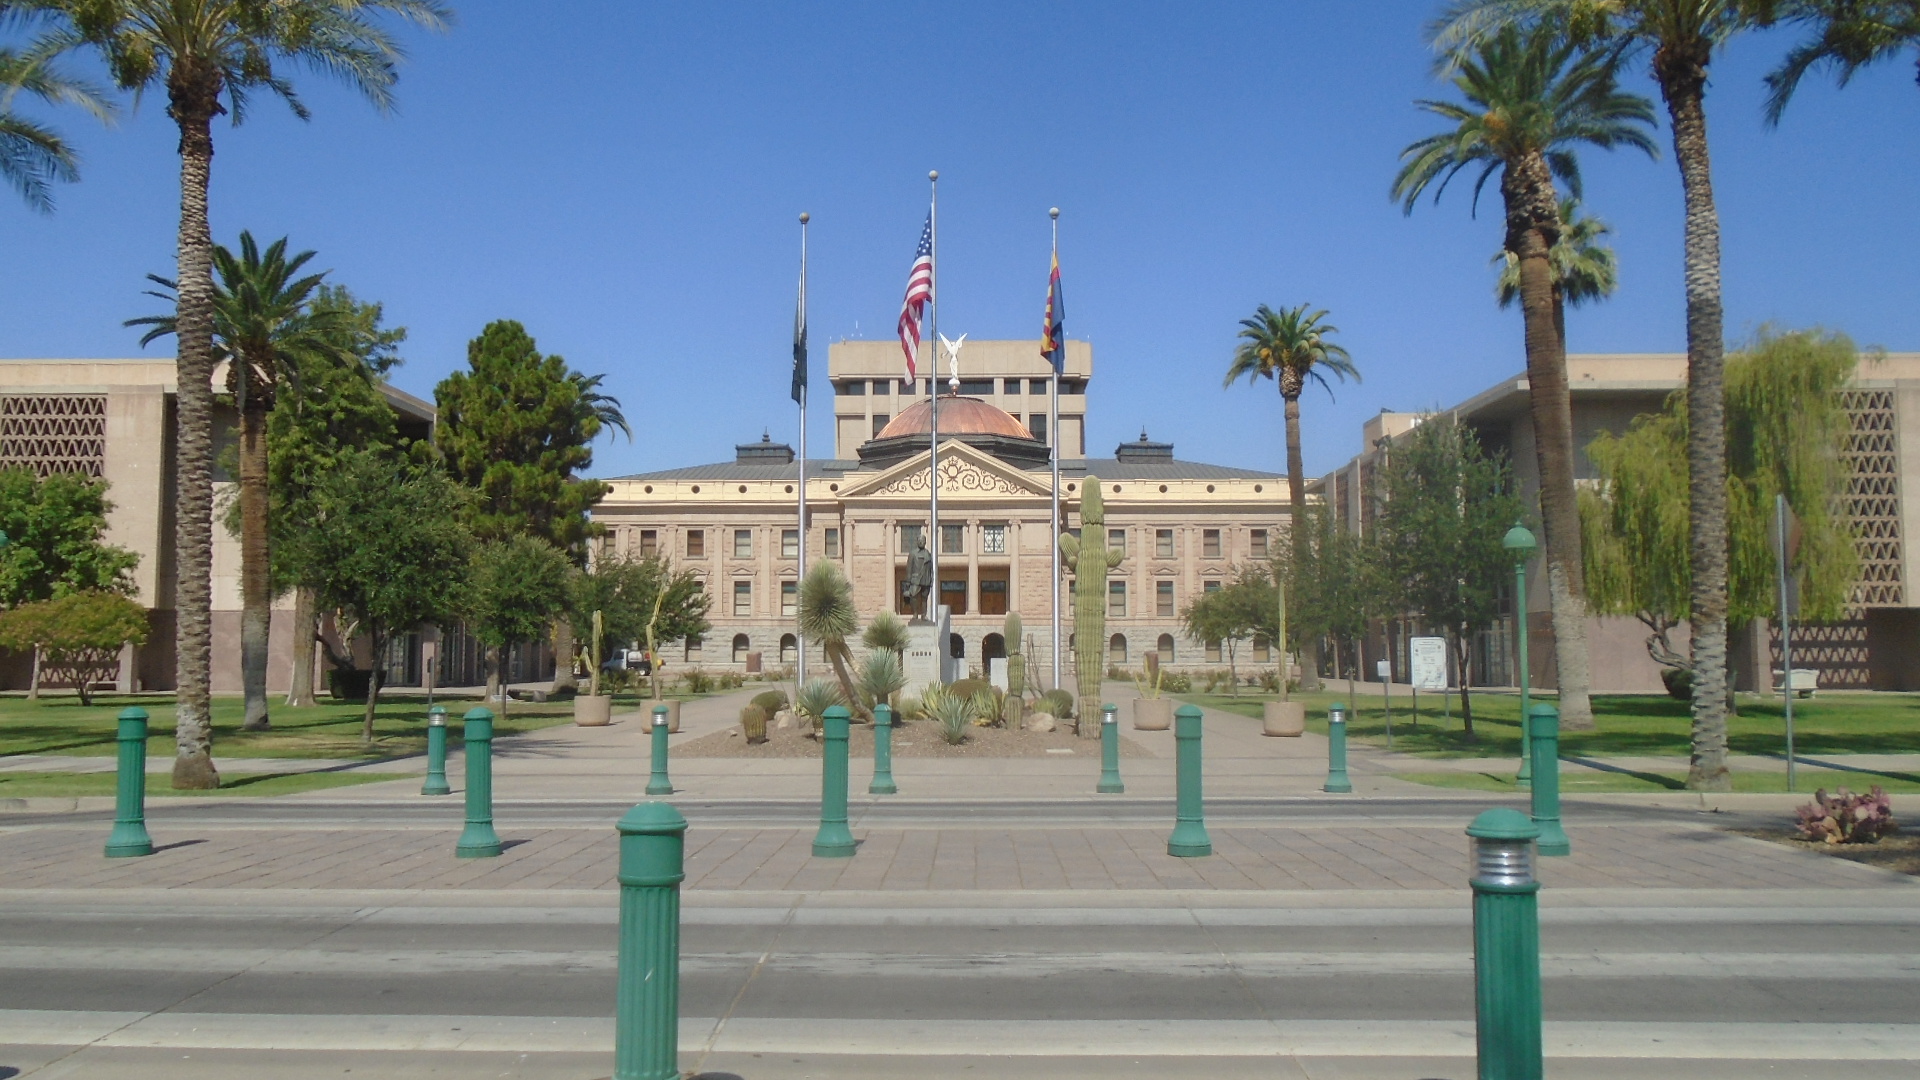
xmin=1049 ymin=206 xmax=1062 ymax=690
xmin=796 ymin=211 xmax=809 ymax=689
xmin=927 ymin=170 xmax=940 ymax=624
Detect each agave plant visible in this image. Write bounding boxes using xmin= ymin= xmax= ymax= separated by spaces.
xmin=858 ymin=649 xmax=906 ymax=714
xmin=923 ymin=685 xmax=972 ymax=746
xmin=969 ymin=687 xmax=1002 ymax=727
xmin=794 ymin=677 xmax=843 ymax=734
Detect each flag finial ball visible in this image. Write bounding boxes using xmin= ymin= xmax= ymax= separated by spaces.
xmin=1050 ymin=207 xmax=1059 ymax=219
xmin=929 ymin=170 xmax=939 ymax=181
xmin=799 ymin=212 xmax=809 ymax=224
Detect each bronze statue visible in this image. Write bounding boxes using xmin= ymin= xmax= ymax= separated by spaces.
xmin=902 ymin=530 xmax=934 ymax=621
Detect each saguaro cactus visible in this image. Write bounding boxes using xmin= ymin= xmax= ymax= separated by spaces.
xmin=1004 ymin=612 xmax=1025 ymax=700
xmin=1060 ymin=479 xmax=1126 ymax=735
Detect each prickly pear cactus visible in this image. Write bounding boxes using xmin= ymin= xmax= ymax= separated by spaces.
xmin=1059 ymin=479 xmax=1126 ymax=734
xmin=1004 ymin=612 xmax=1025 ymax=699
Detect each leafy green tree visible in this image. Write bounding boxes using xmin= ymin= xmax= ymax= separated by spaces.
xmin=1764 ymin=1 xmax=1920 ymax=123
xmin=1396 ymin=23 xmax=1656 ymax=730
xmin=0 ymin=45 xmax=108 ymax=211
xmin=1582 ymin=328 xmax=1861 ymax=674
xmin=0 ymin=468 xmax=139 ymax=605
xmin=18 ymin=0 xmax=449 ymax=788
xmin=569 ymin=553 xmax=707 ymax=696
xmin=1435 ymin=0 xmax=1767 ymax=788
xmin=1181 ymin=584 xmax=1258 ymax=695
xmin=1224 ymin=303 xmax=1358 ymax=691
xmin=640 ymin=561 xmax=709 ymax=700
xmin=287 ymin=450 xmax=472 ymax=744
xmin=467 ymin=536 xmax=571 ymax=711
xmin=0 ymin=590 xmax=148 ymax=704
xmin=1372 ymin=416 xmax=1525 ymax=733
xmin=129 ymin=232 xmax=352 ymax=730
xmin=1265 ymin=506 xmax=1377 ymax=695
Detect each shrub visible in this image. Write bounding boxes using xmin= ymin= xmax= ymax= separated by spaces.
xmin=682 ymin=669 xmax=714 ymax=695
xmin=1258 ymin=670 xmax=1281 ymax=694
xmin=0 ymin=590 xmax=150 ymax=705
xmin=948 ymin=677 xmax=990 ymax=701
xmin=893 ymin=693 xmax=923 ymax=722
xmin=1796 ymin=786 xmax=1897 ymax=844
xmin=1160 ymin=671 xmax=1192 ymax=693
xmin=969 ymin=686 xmax=1002 ymax=727
xmin=740 ymin=704 xmax=768 ymax=744
xmin=717 ymin=671 xmax=747 ymax=690
xmin=1038 ymin=688 xmax=1074 ymax=720
xmin=751 ymin=689 xmax=789 ymax=715
xmin=1660 ymin=667 xmax=1692 ymax=701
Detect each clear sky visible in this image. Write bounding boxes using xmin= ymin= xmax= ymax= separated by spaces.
xmin=3 ymin=1 xmax=1915 ymax=481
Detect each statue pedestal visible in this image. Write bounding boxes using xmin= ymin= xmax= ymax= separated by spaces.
xmin=904 ymin=607 xmax=951 ymax=700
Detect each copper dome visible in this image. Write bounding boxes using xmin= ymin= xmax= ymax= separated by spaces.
xmin=877 ymin=396 xmax=1038 ymax=441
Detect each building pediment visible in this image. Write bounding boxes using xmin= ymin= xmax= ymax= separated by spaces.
xmin=838 ymin=441 xmax=1054 ymax=501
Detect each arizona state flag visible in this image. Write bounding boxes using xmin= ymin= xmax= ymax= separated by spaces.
xmin=1041 ymin=251 xmax=1064 ymax=372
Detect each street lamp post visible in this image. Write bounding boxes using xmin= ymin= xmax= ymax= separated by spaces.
xmin=1502 ymin=522 xmax=1538 ymax=790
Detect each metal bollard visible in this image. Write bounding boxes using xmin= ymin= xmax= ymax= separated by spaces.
xmin=869 ymin=703 xmax=898 ymax=795
xmin=1468 ymin=808 xmax=1544 ymax=1080
xmin=1166 ymin=703 xmax=1212 ymax=857
xmin=614 ymin=800 xmax=686 ymax=1080
xmin=1097 ymin=703 xmax=1125 ymax=794
xmin=104 ymin=707 xmax=153 ymax=858
xmin=646 ymin=705 xmax=674 ymax=796
xmin=1527 ymin=703 xmax=1570 ymax=857
xmin=812 ymin=705 xmax=856 ymax=857
xmin=455 ymin=707 xmax=502 ymax=858
xmin=421 ymin=704 xmax=451 ymax=796
xmin=1323 ymin=704 xmax=1354 ymax=794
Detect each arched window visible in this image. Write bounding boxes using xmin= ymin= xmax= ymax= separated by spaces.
xmin=949 ymin=633 xmax=965 ymax=659
xmin=1156 ymin=634 xmax=1175 ymax=664
xmin=731 ymin=634 xmax=751 ymax=663
xmin=779 ymin=633 xmax=797 ymax=664
xmin=982 ymin=633 xmax=1006 ymax=662
xmin=1109 ymin=633 xmax=1127 ymax=664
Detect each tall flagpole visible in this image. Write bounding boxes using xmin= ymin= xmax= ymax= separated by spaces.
xmin=927 ymin=170 xmax=940 ymax=622
xmin=795 ymin=212 xmax=809 ymax=688
xmin=1049 ymin=207 xmax=1062 ymax=690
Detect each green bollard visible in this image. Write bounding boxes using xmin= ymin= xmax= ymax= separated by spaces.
xmin=1166 ymin=703 xmax=1212 ymax=857
xmin=421 ymin=704 xmax=451 ymax=796
xmin=1468 ymin=808 xmax=1544 ymax=1080
xmin=1323 ymin=704 xmax=1354 ymax=794
xmin=646 ymin=705 xmax=674 ymax=796
xmin=812 ymin=705 xmax=856 ymax=857
xmin=1527 ymin=703 xmax=1570 ymax=857
xmin=455 ymin=707 xmax=502 ymax=858
xmin=104 ymin=707 xmax=153 ymax=858
xmin=1097 ymin=703 xmax=1125 ymax=794
xmin=614 ymin=800 xmax=686 ymax=1080
xmin=869 ymin=703 xmax=898 ymax=795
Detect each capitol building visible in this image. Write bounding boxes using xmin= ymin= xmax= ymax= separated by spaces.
xmin=592 ymin=339 xmax=1292 ymax=686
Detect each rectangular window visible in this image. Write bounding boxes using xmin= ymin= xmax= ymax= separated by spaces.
xmin=1108 ymin=580 xmax=1126 ymax=617
xmin=1206 ymin=639 xmax=1222 ymax=663
xmin=1156 ymin=529 xmax=1175 ymax=558
xmin=981 ymin=524 xmax=1007 ymax=554
xmin=1253 ymin=635 xmax=1271 ymax=662
xmin=941 ymin=524 xmax=964 ymax=555
xmin=1027 ymin=413 xmax=1047 ymax=443
xmin=781 ymin=529 xmax=799 ymax=559
xmin=1062 ymin=379 xmax=1086 ymax=394
xmin=979 ymin=579 xmax=1009 ymax=616
xmin=1004 ymin=378 xmax=1023 ymax=394
xmin=839 ymin=380 xmax=865 ymax=396
xmin=781 ymin=581 xmax=797 ymax=616
xmin=1250 ymin=528 xmax=1269 ymax=559
xmin=685 ymin=635 xmax=702 ymax=660
xmin=1202 ymin=529 xmax=1222 ymax=558
xmin=1108 ymin=528 xmax=1126 ymax=556
xmin=686 ymin=529 xmax=705 ymax=558
xmin=901 ymin=379 xmax=916 ymax=395
xmin=1204 ymin=580 xmax=1222 ymax=594
xmin=1029 ymin=378 xmax=1049 ymax=394
xmin=872 ymin=413 xmax=890 ymax=438
xmin=638 ymin=530 xmax=658 ymax=558
xmin=824 ymin=528 xmax=842 ymax=558
xmin=957 ymin=378 xmax=995 ymax=396
xmin=1156 ymin=581 xmax=1175 ymax=617
xmin=900 ymin=523 xmax=924 ymax=553
xmin=733 ymin=529 xmax=753 ymax=558
xmin=871 ymin=379 xmax=891 ymax=394
xmin=733 ymin=581 xmax=752 ymax=617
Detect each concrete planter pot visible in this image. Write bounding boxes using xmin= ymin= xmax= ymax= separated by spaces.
xmin=573 ymin=695 xmax=612 ymax=727
xmin=1132 ymin=697 xmax=1173 ymax=731
xmin=653 ymin=699 xmax=682 ymax=733
xmin=1263 ymin=701 xmax=1306 ymax=737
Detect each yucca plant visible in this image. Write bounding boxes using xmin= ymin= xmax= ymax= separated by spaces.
xmin=862 ymin=610 xmax=911 ymax=659
xmin=798 ymin=560 xmax=867 ymax=721
xmin=795 ymin=677 xmax=842 ymax=734
xmin=858 ymin=649 xmax=906 ymax=714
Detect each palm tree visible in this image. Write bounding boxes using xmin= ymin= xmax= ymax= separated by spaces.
xmin=1396 ymin=27 xmax=1655 ymax=731
xmin=0 ymin=46 xmax=108 ymax=211
xmin=796 ymin=560 xmax=867 ymax=722
xmin=129 ymin=233 xmax=351 ymax=732
xmin=1494 ymin=196 xmax=1620 ymax=317
xmin=1435 ymin=0 xmax=1760 ymax=788
xmin=1224 ymin=303 xmax=1357 ymax=692
xmin=17 ymin=0 xmax=449 ymax=788
xmin=1763 ymin=1 xmax=1920 ymax=123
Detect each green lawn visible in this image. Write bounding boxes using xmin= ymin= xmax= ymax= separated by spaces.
xmin=1394 ymin=767 xmax=1920 ymax=794
xmin=1177 ymin=688 xmax=1920 ymax=759
xmin=0 ymin=769 xmax=399 ymax=798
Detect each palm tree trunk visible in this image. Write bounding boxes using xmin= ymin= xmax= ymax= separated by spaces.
xmin=1502 ymin=155 xmax=1595 ymax=732
xmin=168 ymin=95 xmax=221 ymax=790
xmin=1282 ymin=390 xmax=1323 ymax=692
xmin=1657 ymin=45 xmax=1732 ymax=792
xmin=285 ymin=586 xmax=318 ymax=708
xmin=239 ymin=392 xmax=272 ymax=731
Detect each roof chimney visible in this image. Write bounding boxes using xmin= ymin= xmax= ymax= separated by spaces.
xmin=1116 ymin=429 xmax=1173 ymax=463
xmin=736 ymin=433 xmax=795 ymax=465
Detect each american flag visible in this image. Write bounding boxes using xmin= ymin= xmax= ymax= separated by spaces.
xmin=897 ymin=212 xmax=933 ymax=379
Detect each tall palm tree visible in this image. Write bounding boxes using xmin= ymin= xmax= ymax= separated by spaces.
xmin=16 ymin=0 xmax=450 ymax=788
xmin=1494 ymin=196 xmax=1620 ymax=315
xmin=1763 ymin=0 xmax=1920 ymax=123
xmin=1224 ymin=303 xmax=1358 ymax=692
xmin=1394 ymin=27 xmax=1654 ymax=732
xmin=1435 ymin=0 xmax=1761 ymax=789
xmin=0 ymin=45 xmax=108 ymax=211
xmin=129 ymin=233 xmax=351 ymax=733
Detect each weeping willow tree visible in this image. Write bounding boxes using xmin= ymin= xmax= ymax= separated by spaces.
xmin=1582 ymin=328 xmax=1863 ymax=676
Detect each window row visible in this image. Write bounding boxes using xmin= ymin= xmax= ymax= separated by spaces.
xmin=626 ymin=524 xmax=1266 ymax=563
xmin=662 ymin=527 xmax=842 ymax=560
xmin=1099 ymin=633 xmax=1273 ymax=665
xmin=898 ymin=522 xmax=1008 ymax=556
xmin=836 ymin=378 xmax=1086 ymax=396
xmin=1099 ymin=527 xmax=1269 ymax=560
xmin=682 ymin=633 xmax=801 ymax=664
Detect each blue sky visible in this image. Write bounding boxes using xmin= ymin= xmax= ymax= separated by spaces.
xmin=3 ymin=1 xmax=1915 ymax=480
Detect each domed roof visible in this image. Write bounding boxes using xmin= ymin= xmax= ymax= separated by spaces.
xmin=877 ymin=396 xmax=1037 ymax=441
